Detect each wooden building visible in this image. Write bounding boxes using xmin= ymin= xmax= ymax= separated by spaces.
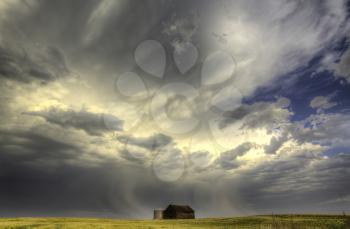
xmin=153 ymin=204 xmax=195 ymax=219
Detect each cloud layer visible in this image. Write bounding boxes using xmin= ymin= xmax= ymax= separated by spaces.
xmin=0 ymin=0 xmax=349 ymax=218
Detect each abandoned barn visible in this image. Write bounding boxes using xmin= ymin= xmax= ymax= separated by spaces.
xmin=153 ymin=204 xmax=195 ymax=219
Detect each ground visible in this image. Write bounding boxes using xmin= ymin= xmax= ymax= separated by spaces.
xmin=0 ymin=215 xmax=349 ymax=229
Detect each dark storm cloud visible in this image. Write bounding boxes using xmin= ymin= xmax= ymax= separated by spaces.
xmin=215 ymin=142 xmax=254 ymax=170
xmin=220 ymin=106 xmax=250 ymax=128
xmin=0 ymin=129 xmax=194 ymax=218
xmin=0 ymin=0 xmax=180 ymax=74
xmin=0 ymin=0 xmax=349 ymax=218
xmin=219 ymin=101 xmax=291 ymax=130
xmin=117 ymin=133 xmax=172 ymax=151
xmin=1 ymin=127 xmax=349 ymax=217
xmin=24 ymin=107 xmax=123 ymax=136
xmin=188 ymin=150 xmax=212 ymax=171
xmin=0 ymin=129 xmax=80 ymax=162
xmin=0 ymin=128 xmax=122 ymax=216
xmin=0 ymin=0 xmax=197 ymax=216
xmin=0 ymin=43 xmax=69 ymax=83
xmin=230 ymin=153 xmax=350 ymax=213
xmin=0 ymin=0 xmax=202 ymax=101
xmin=117 ymin=133 xmax=175 ymax=165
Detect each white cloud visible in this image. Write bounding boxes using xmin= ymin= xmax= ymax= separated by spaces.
xmin=204 ymin=0 xmax=349 ymax=96
xmin=83 ymin=0 xmax=126 ymax=45
xmin=333 ymin=46 xmax=350 ymax=82
xmin=292 ymin=113 xmax=350 ymax=148
xmin=310 ymin=95 xmax=337 ymax=111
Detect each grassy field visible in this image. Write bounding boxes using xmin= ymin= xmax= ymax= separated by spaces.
xmin=0 ymin=215 xmax=349 ymax=229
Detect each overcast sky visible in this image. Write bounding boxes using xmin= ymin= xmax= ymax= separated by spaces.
xmin=0 ymin=0 xmax=350 ymax=218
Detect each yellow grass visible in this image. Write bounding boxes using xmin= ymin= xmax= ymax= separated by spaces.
xmin=0 ymin=215 xmax=349 ymax=229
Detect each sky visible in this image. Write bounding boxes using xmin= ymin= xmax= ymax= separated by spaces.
xmin=0 ymin=0 xmax=350 ymax=218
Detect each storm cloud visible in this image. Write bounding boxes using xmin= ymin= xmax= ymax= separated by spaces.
xmin=0 ymin=44 xmax=69 ymax=83
xmin=25 ymin=107 xmax=123 ymax=136
xmin=0 ymin=0 xmax=349 ymax=218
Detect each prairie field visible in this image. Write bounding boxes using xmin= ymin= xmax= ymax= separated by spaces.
xmin=0 ymin=215 xmax=349 ymax=229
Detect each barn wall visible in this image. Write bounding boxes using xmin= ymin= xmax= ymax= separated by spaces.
xmin=163 ymin=212 xmax=195 ymax=219
xmin=163 ymin=211 xmax=175 ymax=219
xmin=175 ymin=213 xmax=195 ymax=219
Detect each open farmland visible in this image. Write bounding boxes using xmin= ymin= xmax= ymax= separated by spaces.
xmin=0 ymin=215 xmax=349 ymax=229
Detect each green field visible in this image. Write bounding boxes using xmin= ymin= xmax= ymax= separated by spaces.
xmin=0 ymin=215 xmax=349 ymax=229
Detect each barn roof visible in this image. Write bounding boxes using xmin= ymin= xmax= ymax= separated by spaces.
xmin=165 ymin=204 xmax=194 ymax=213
